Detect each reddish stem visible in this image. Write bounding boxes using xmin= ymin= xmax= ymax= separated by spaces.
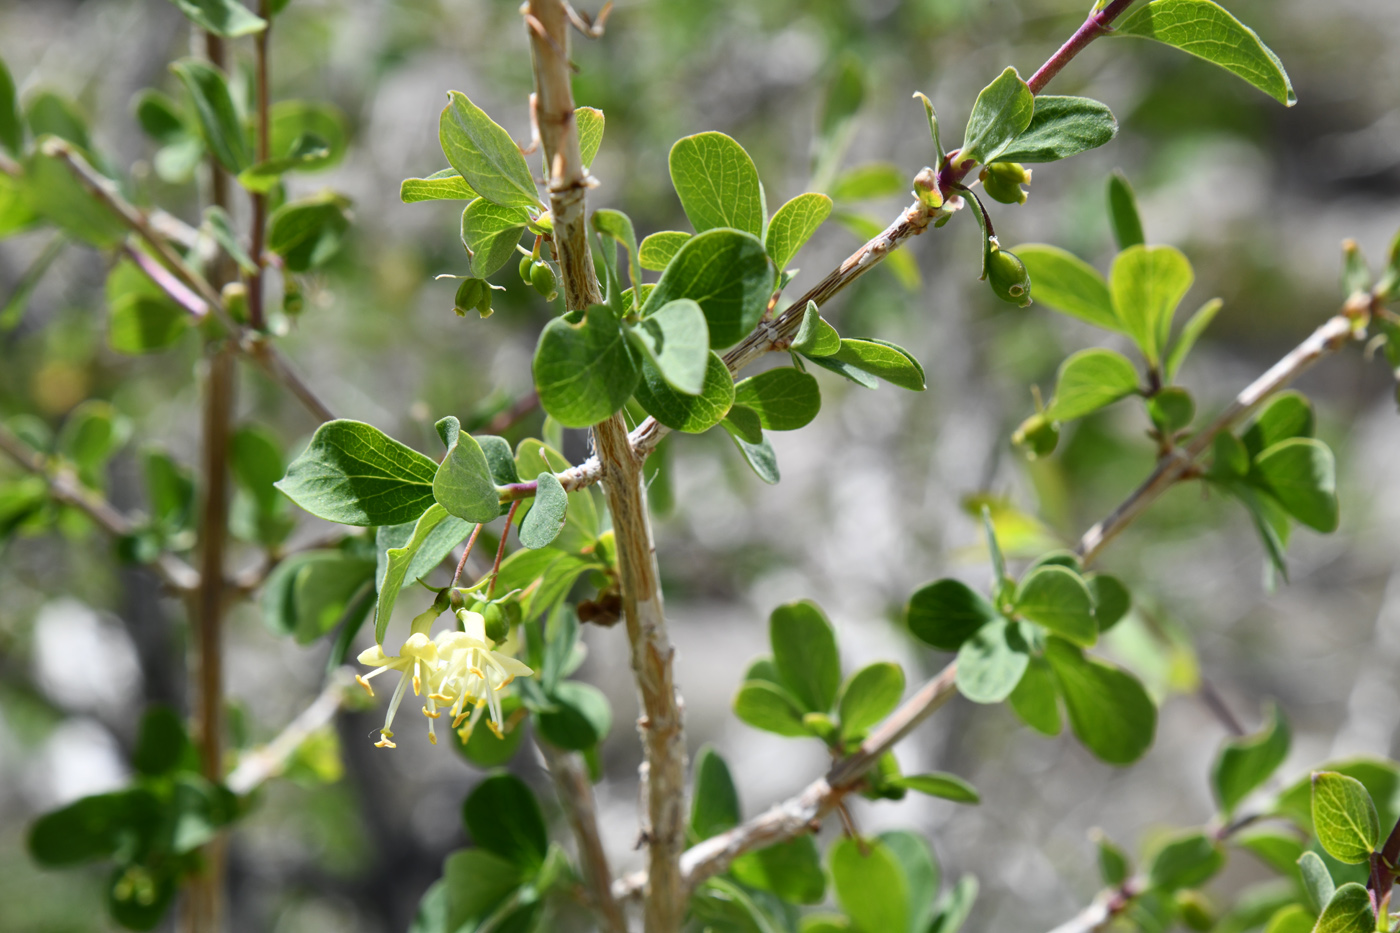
xmin=450 ymin=523 xmax=484 ymax=590
xmin=487 ymin=500 xmax=522 ymax=598
xmin=1027 ymin=0 xmax=1137 ymax=94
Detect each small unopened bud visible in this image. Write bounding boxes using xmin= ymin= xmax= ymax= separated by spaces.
xmin=530 ymin=261 xmax=558 ymax=301
xmin=221 ymin=282 xmax=249 ymax=324
xmin=987 ymin=246 xmax=1032 ymax=307
xmin=454 ymin=277 xmax=493 ymax=319
xmin=519 ymin=255 xmax=534 ymax=285
xmin=980 ymin=162 xmax=1031 ymax=205
xmin=1012 ymin=411 xmax=1059 ymax=459
xmin=912 ymin=167 xmax=943 ymax=210
xmin=483 ymin=601 xmax=509 ymax=643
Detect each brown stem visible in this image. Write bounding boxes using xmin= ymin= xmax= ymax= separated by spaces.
xmin=0 ymin=422 xmax=199 ymax=592
xmin=451 ymin=523 xmax=484 ymax=590
xmin=487 ymin=500 xmax=520 ymax=598
xmin=537 ymin=740 xmax=629 ymax=933
xmin=246 ymin=0 xmax=272 ymax=332
xmin=525 ymin=3 xmax=678 ymax=930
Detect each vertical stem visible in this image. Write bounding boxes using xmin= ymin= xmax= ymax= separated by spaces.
xmin=185 ymin=29 xmax=236 ymax=933
xmin=247 ymin=0 xmax=271 ymax=331
xmin=524 ymin=3 xmax=683 ymax=931
xmin=538 ymin=740 xmax=629 ymax=933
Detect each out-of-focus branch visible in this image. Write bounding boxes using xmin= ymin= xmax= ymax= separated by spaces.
xmin=1042 ymin=881 xmax=1142 ymax=933
xmin=537 ymin=740 xmax=628 ymax=933
xmin=524 ymin=3 xmax=659 ymax=931
xmin=41 ymin=138 xmax=335 ymax=424
xmin=226 ymin=669 xmax=354 ymax=795
xmin=0 ymin=421 xmax=200 ymax=592
xmin=246 ymin=0 xmax=272 ymax=332
xmin=613 ymin=662 xmax=961 ymax=901
xmin=1076 ymin=310 xmax=1363 ymax=565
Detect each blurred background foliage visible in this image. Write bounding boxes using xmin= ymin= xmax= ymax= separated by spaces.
xmin=0 ymin=0 xmax=1398 ymax=930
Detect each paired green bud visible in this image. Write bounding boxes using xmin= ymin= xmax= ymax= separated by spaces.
xmin=980 ymin=161 xmax=1031 ymax=205
xmin=987 ymin=243 xmax=1032 ymax=307
xmin=454 ymin=277 xmax=494 ymax=319
xmin=1012 ymin=411 xmax=1059 ymax=459
xmin=518 ymin=256 xmax=559 ymax=301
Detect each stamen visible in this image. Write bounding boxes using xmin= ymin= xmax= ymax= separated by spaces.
xmin=355 ymin=674 xmax=375 ymax=697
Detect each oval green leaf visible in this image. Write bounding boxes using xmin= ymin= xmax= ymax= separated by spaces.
xmin=669 ymin=131 xmax=765 ymax=238
xmin=277 ymin=419 xmax=438 ymax=527
xmin=1048 ymin=348 xmax=1141 ymax=422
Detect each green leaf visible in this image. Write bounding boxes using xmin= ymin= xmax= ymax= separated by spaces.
xmin=805 ymin=353 xmax=879 ymax=389
xmin=1014 ymin=565 xmax=1097 ymax=647
xmin=1147 ymin=831 xmax=1226 ymax=892
xmin=27 ymin=92 xmax=89 ymax=149
xmin=928 ymin=875 xmax=978 ymax=933
xmin=731 ymin=837 xmax=827 ymax=905
xmin=25 ymin=143 xmax=127 ymax=247
xmin=514 ymin=439 xmax=598 ymax=552
xmin=1107 ymin=171 xmax=1146 ymax=251
xmin=132 ymin=706 xmax=190 ymax=776
xmin=724 ymin=423 xmax=781 ymax=484
xmin=268 ymin=99 xmax=347 ymax=170
xmin=1165 ymin=298 xmax=1222 ymax=381
xmin=0 ymin=57 xmax=22 ymax=156
xmin=995 ymin=96 xmax=1117 ymax=163
xmin=170 ymin=59 xmax=249 ymax=173
xmin=518 ymin=472 xmax=567 ymax=549
xmin=1015 ymin=245 xmax=1120 ymax=332
xmin=1262 ymin=904 xmax=1313 ymax=933
xmin=1094 ymin=830 xmax=1131 ymax=886
xmin=879 ymin=831 xmax=940 ymax=933
xmin=668 ymin=131 xmax=765 ymax=238
xmin=958 ymin=67 xmax=1035 ymax=166
xmin=0 ymin=170 xmax=38 ymax=241
xmin=277 ymin=419 xmax=439 ymax=527
xmin=1045 ymin=637 xmax=1156 ymax=764
xmin=401 ymin=168 xmax=477 ymax=204
xmin=203 ymin=205 xmax=257 ymax=274
xmin=792 ymin=301 xmax=841 ymax=357
xmin=576 ymin=106 xmax=604 ymax=169
xmin=956 ymin=618 xmax=1031 ymax=703
xmin=463 ymin=773 xmax=548 ymax=869
xmin=460 ymin=198 xmax=528 ymax=277
xmin=627 ymin=298 xmax=709 ymax=395
xmin=1243 ymin=392 xmax=1315 ymax=458
xmin=890 ymin=772 xmax=980 ymax=804
xmin=29 ymin=789 xmax=161 ymax=867
xmin=642 ymin=228 xmax=775 ymax=349
xmin=236 ymin=133 xmax=330 ymax=194
xmin=1297 ymin=851 xmax=1335 ymax=914
xmin=692 ymin=877 xmax=790 ymax=933
xmin=770 ymin=600 xmax=841 ymax=713
xmin=634 ymin=352 xmax=734 ymax=434
xmin=829 ymin=163 xmax=906 ymax=202
xmin=639 ymin=231 xmax=691 ymax=271
xmin=592 ymin=208 xmax=640 ymax=294
xmin=433 ymin=422 xmax=501 ymax=525
xmin=60 ymin=400 xmax=129 ymax=479
xmin=1110 ymin=244 xmax=1194 ymax=367
xmin=442 ymin=849 xmax=524 ymax=932
xmin=374 ymin=504 xmax=450 ymax=642
xmin=1087 ymin=574 xmax=1131 ymax=633
xmin=1112 ymin=0 xmax=1296 ymax=107
xmin=143 ymin=448 xmax=195 ymax=533
xmin=733 ymin=679 xmax=808 ymax=737
xmin=1213 ymin=702 xmax=1290 ymax=817
xmin=733 ymin=368 xmax=821 ymax=431
xmin=1312 ymin=883 xmax=1375 ymax=933
xmin=691 ymin=745 xmax=741 ymax=840
xmin=1149 ymin=387 xmax=1195 ymax=436
xmin=267 ymin=192 xmax=351 ymax=272
xmin=452 ymin=695 xmax=526 ymax=768
xmin=533 ymin=303 xmax=640 ymax=428
xmin=765 ymin=192 xmax=832 ymax=270
xmin=374 ymin=512 xmax=471 ymax=597
xmin=439 ymin=91 xmax=540 ymax=210
xmin=1048 ymin=348 xmax=1141 ymax=421
xmin=534 ymin=680 xmax=611 ymax=750
xmin=1251 ymin=438 xmax=1338 ymax=533
xmin=830 ymin=837 xmax=909 ymax=933
xmin=838 ymin=662 xmax=905 ymax=738
xmin=110 ymin=294 xmax=190 ymax=355
xmin=1009 ymin=655 xmax=1062 ymax=736
xmin=262 ymin=550 xmax=374 ymax=643
xmin=1311 ymin=772 xmax=1380 ymax=864
xmin=169 ymin=0 xmax=266 ymax=36
xmin=829 ymin=338 xmax=926 ymax=391
xmin=907 ymin=579 xmax=1000 ymax=651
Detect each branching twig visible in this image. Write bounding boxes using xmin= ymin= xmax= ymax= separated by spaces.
xmin=225 ymin=668 xmax=355 ymax=795
xmin=1075 ymin=311 xmax=1361 ymax=565
xmin=537 ymin=740 xmax=628 ymax=933
xmin=525 ymin=4 xmax=657 ymax=931
xmin=41 ymin=138 xmax=335 ymax=424
xmin=0 ymin=421 xmax=200 ymax=592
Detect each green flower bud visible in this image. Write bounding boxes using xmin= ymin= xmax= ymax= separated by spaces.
xmin=1012 ymin=411 xmax=1059 ymax=459
xmin=912 ymin=166 xmax=943 ymax=210
xmin=530 ymin=261 xmax=558 ymax=301
xmin=519 ymin=254 xmax=534 ymax=285
xmin=483 ymin=601 xmax=509 ymax=643
xmin=980 ymin=161 xmax=1031 ymax=205
xmin=454 ymin=277 xmax=493 ymax=319
xmin=1174 ymin=891 xmax=1215 ymax=932
xmin=987 ymin=246 xmax=1032 ymax=307
xmin=1146 ymin=386 xmax=1195 ymax=435
xmin=221 ymin=282 xmax=249 ymax=325
xmin=283 ymin=277 xmax=304 ymax=316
